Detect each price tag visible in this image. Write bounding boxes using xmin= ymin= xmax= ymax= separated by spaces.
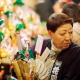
xmin=35 ymin=35 xmax=44 ymax=55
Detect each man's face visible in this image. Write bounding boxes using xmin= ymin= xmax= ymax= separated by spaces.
xmin=48 ymin=23 xmax=73 ymax=50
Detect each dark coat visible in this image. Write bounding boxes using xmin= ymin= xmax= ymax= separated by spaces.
xmin=35 ymin=0 xmax=58 ymax=21
xmin=30 ymin=39 xmax=80 ymax=80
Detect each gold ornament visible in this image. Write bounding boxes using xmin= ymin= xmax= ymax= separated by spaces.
xmin=0 ymin=48 xmax=7 ymax=58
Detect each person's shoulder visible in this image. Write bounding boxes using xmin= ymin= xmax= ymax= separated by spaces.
xmin=41 ymin=38 xmax=51 ymax=50
xmin=71 ymin=42 xmax=80 ymax=47
xmin=64 ymin=42 xmax=80 ymax=60
xmin=43 ymin=38 xmax=51 ymax=42
xmin=43 ymin=38 xmax=51 ymax=45
xmin=70 ymin=42 xmax=80 ymax=51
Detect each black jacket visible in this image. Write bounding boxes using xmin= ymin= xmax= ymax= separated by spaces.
xmin=30 ymin=39 xmax=80 ymax=80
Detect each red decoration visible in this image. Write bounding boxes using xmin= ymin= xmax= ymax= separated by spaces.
xmin=8 ymin=76 xmax=11 ymax=78
xmin=67 ymin=0 xmax=72 ymax=3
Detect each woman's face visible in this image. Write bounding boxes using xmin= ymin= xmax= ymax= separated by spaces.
xmin=48 ymin=23 xmax=73 ymax=50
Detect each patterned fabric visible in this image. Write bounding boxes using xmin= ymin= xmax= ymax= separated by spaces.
xmin=45 ymin=40 xmax=61 ymax=79
xmin=50 ymin=60 xmax=62 ymax=80
xmin=45 ymin=50 xmax=58 ymax=79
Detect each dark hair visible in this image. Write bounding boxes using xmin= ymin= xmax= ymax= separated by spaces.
xmin=62 ymin=3 xmax=80 ymax=22
xmin=46 ymin=13 xmax=73 ymax=32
